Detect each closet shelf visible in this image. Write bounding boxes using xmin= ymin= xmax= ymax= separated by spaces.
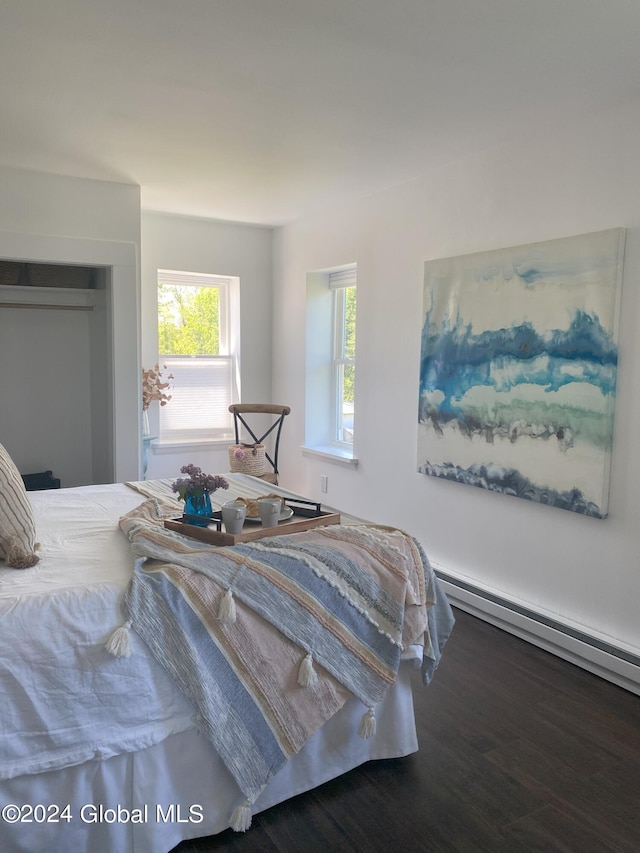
xmin=0 ymin=302 xmax=93 ymax=311
xmin=0 ymin=283 xmax=98 ymax=311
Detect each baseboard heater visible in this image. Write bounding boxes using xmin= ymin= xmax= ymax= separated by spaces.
xmin=435 ymin=568 xmax=640 ymax=696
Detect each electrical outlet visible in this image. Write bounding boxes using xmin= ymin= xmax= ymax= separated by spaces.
xmin=320 ymin=475 xmax=328 ymax=493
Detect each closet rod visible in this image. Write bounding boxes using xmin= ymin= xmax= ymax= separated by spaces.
xmin=0 ymin=302 xmax=93 ymax=311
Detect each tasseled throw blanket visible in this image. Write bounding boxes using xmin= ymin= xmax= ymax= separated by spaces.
xmin=113 ymin=500 xmax=444 ymax=830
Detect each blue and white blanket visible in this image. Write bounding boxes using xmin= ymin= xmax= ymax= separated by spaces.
xmin=116 ymin=500 xmax=454 ymax=824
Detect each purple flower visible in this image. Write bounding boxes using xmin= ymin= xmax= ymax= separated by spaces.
xmin=171 ymin=464 xmax=229 ymax=501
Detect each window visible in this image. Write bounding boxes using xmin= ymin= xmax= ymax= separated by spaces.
xmin=157 ymin=269 xmax=239 ymax=441
xmin=304 ymin=264 xmax=358 ymax=465
xmin=330 ymin=269 xmax=356 ymax=445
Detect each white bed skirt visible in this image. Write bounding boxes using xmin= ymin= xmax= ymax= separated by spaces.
xmin=1 ymin=664 xmax=417 ymax=853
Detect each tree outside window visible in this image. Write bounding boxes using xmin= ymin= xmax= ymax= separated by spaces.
xmin=334 ymin=282 xmax=356 ymax=445
xmin=158 ymin=283 xmax=221 ymax=356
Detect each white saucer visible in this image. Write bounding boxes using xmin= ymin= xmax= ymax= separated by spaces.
xmin=244 ymin=506 xmax=294 ymax=524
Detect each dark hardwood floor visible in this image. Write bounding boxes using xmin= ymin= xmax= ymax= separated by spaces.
xmin=173 ymin=608 xmax=640 ymax=852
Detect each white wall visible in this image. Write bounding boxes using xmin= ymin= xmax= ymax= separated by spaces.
xmin=0 ymin=290 xmax=95 ymax=485
xmin=0 ymin=166 xmax=140 ymax=484
xmin=273 ymin=98 xmax=640 ymax=658
xmin=141 ymin=212 xmax=273 ymax=480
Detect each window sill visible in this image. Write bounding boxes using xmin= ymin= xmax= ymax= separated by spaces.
xmin=301 ymin=445 xmax=359 ymax=468
xmin=151 ymin=437 xmax=234 ymax=454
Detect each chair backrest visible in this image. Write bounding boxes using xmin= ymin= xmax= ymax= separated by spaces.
xmin=228 ymin=404 xmax=291 ymax=483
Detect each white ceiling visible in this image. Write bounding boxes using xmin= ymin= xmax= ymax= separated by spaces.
xmin=2 ymin=0 xmax=640 ymax=226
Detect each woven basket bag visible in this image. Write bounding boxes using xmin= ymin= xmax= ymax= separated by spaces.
xmin=228 ymin=443 xmax=266 ymax=476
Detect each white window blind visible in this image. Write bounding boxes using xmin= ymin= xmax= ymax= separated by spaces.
xmin=329 ymin=268 xmax=357 ymax=289
xmin=159 ymin=356 xmax=234 ymax=438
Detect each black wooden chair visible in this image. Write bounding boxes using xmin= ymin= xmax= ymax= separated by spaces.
xmin=229 ymin=403 xmax=290 ymax=484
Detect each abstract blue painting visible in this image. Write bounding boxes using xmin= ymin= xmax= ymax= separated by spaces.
xmin=417 ymin=229 xmax=625 ymax=518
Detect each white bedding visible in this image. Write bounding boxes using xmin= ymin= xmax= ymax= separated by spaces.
xmin=0 ymin=483 xmax=194 ymax=781
xmin=0 ymin=478 xmax=450 ymax=853
xmin=2 ymin=667 xmax=417 ymax=853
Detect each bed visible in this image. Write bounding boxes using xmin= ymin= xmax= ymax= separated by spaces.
xmin=0 ymin=465 xmax=454 ymax=853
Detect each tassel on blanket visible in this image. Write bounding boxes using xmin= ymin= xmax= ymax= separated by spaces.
xmin=297 ymin=651 xmax=318 ymax=688
xmin=358 ymin=707 xmax=377 ymax=740
xmin=218 ymin=588 xmax=237 ymax=625
xmin=6 ymin=537 xmax=40 ymax=569
xmin=105 ymin=621 xmax=133 ymax=658
xmin=230 ymin=799 xmax=252 ymax=832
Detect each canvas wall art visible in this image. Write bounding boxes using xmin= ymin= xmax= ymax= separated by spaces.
xmin=417 ymin=229 xmax=625 ymax=518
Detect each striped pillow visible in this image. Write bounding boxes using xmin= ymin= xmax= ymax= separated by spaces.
xmin=0 ymin=443 xmax=39 ymax=568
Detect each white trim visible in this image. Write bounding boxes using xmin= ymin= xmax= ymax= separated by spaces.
xmin=151 ymin=438 xmax=233 ymax=454
xmin=305 ymin=265 xmax=357 ymax=456
xmin=157 ymin=269 xmax=239 ymax=441
xmin=301 ymin=445 xmax=359 ymax=468
xmin=0 ymin=230 xmax=135 ymax=266
xmin=435 ymin=562 xmax=640 ymax=696
xmin=0 ymin=229 xmax=138 ymax=482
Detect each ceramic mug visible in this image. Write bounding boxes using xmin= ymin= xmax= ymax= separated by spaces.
xmin=222 ymin=500 xmax=246 ymax=534
xmin=258 ymin=497 xmax=282 ymax=528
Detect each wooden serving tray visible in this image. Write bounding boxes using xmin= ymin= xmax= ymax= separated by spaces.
xmin=164 ymin=500 xmax=340 ymax=546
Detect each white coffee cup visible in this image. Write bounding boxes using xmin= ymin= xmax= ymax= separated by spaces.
xmin=258 ymin=497 xmax=282 ymax=528
xmin=222 ymin=500 xmax=246 ymax=534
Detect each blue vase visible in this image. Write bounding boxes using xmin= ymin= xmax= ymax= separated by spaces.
xmin=183 ymin=492 xmax=212 ymax=527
